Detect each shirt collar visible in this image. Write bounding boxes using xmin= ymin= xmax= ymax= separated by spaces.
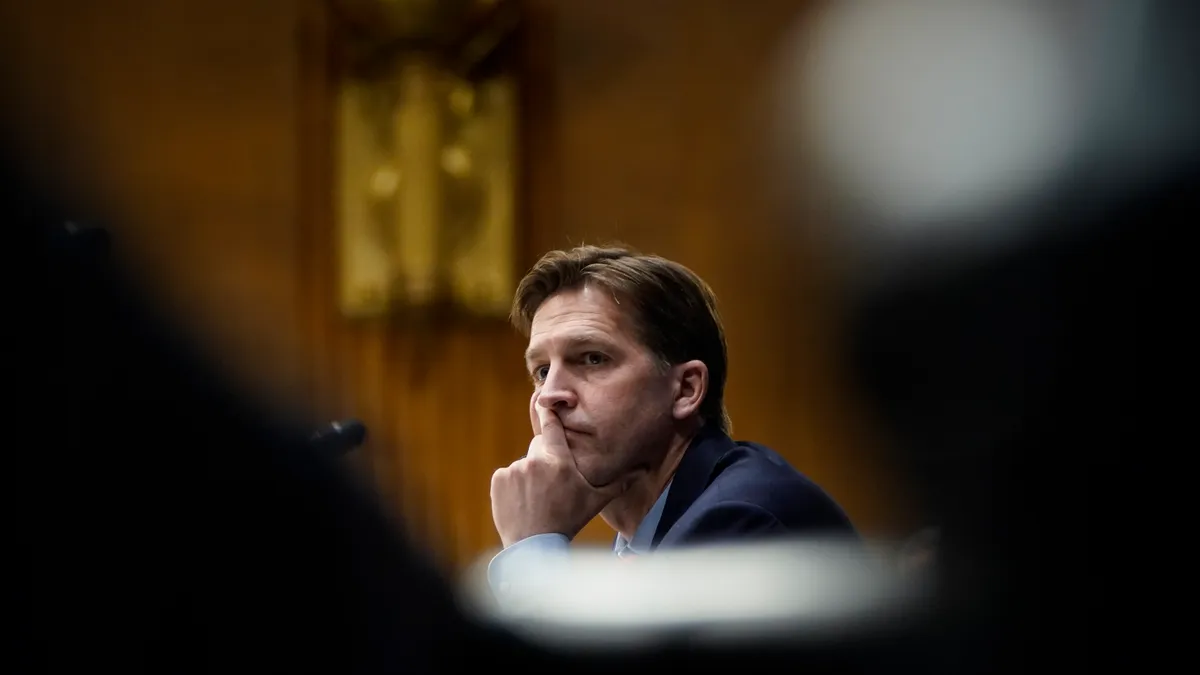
xmin=615 ymin=479 xmax=673 ymax=555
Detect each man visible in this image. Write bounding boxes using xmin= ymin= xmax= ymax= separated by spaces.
xmin=488 ymin=245 xmax=855 ymax=596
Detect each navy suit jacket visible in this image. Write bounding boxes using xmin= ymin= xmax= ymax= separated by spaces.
xmin=648 ymin=427 xmax=857 ymax=550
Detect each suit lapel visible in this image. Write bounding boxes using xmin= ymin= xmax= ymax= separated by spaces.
xmin=650 ymin=427 xmax=737 ymax=548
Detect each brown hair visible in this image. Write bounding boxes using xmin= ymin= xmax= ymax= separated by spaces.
xmin=511 ymin=245 xmax=731 ymax=434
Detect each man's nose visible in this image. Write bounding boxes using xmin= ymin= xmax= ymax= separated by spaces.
xmin=536 ymin=366 xmax=577 ymax=410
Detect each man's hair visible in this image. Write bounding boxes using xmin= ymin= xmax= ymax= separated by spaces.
xmin=511 ymin=245 xmax=731 ymax=434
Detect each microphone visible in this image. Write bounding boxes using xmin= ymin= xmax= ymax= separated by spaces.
xmin=309 ymin=419 xmax=367 ymax=457
xmin=62 ymin=221 xmax=110 ymax=253
xmin=46 ymin=221 xmax=111 ymax=265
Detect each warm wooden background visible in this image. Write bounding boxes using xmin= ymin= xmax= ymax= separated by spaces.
xmin=1 ymin=0 xmax=914 ymax=571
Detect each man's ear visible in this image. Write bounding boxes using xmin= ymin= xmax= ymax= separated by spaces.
xmin=672 ymin=360 xmax=708 ymax=421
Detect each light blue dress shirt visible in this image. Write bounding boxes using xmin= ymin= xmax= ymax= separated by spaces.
xmin=487 ymin=480 xmax=673 ymax=598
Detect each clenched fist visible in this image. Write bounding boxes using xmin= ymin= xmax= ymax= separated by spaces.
xmin=490 ymin=403 xmax=627 ymax=548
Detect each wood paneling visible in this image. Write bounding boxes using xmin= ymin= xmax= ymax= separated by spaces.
xmin=302 ymin=0 xmax=913 ymax=566
xmin=2 ymin=0 xmax=913 ymax=573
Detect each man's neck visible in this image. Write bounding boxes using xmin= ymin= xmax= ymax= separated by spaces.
xmin=601 ymin=431 xmax=694 ymax=540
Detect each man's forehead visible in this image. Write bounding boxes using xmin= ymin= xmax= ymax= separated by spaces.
xmin=533 ymin=284 xmax=614 ymax=317
xmin=523 ymin=285 xmax=639 ymax=357
xmin=531 ymin=287 xmax=621 ymax=328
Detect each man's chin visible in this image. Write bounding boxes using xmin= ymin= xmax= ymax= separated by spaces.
xmin=580 ymin=471 xmax=619 ymax=491
xmin=582 ymin=466 xmax=649 ymax=493
xmin=576 ymin=461 xmax=622 ymax=491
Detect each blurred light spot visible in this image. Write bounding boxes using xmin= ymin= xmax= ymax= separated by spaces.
xmin=784 ymin=0 xmax=1080 ymax=232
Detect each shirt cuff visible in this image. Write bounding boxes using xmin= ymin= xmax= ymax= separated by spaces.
xmin=487 ymin=533 xmax=571 ymax=603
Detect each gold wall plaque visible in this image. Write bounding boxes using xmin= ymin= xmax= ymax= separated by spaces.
xmin=333 ymin=0 xmax=519 ymax=318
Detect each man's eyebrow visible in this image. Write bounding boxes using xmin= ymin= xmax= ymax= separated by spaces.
xmin=523 ymin=334 xmax=612 ymax=363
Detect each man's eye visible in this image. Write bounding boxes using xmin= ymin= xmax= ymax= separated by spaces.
xmin=532 ymin=365 xmax=549 ymax=382
xmin=583 ymin=352 xmax=607 ymax=366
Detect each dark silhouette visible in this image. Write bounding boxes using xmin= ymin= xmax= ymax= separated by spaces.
xmin=1 ymin=155 xmax=554 ymax=673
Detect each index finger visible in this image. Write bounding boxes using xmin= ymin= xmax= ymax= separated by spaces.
xmin=534 ymin=403 xmax=568 ymax=453
xmin=529 ymin=390 xmax=541 ymax=436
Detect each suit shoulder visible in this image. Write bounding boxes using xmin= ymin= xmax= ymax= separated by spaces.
xmin=699 ymin=440 xmax=856 ymax=533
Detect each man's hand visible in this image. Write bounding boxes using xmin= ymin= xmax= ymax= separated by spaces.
xmin=490 ymin=404 xmax=626 ymax=548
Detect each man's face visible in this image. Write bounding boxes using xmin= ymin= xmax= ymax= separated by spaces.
xmin=524 ymin=284 xmax=677 ymax=488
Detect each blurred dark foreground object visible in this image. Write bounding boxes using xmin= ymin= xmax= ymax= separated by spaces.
xmin=6 ymin=146 xmax=1190 ymax=674
xmin=1 ymin=161 xmax=551 ymax=672
xmin=843 ymin=155 xmax=1191 ymax=671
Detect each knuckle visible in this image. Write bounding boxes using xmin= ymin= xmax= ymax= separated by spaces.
xmin=526 ymin=455 xmax=563 ymax=476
